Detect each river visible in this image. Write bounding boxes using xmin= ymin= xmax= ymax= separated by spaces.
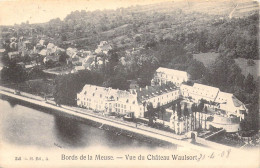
xmin=0 ymin=97 xmax=175 ymax=150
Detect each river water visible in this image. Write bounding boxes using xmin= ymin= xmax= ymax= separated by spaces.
xmin=0 ymin=97 xmax=175 ymax=150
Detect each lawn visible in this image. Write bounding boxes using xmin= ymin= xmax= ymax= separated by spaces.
xmin=193 ymin=52 xmax=259 ymax=80
xmin=235 ymin=58 xmax=259 ymax=79
xmin=193 ymin=52 xmax=219 ymax=67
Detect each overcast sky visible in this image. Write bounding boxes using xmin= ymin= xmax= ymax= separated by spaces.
xmin=0 ymin=0 xmax=168 ymax=26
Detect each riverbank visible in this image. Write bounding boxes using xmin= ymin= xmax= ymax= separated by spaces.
xmin=0 ymin=85 xmax=236 ymax=152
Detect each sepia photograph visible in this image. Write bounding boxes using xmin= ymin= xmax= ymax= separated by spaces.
xmin=0 ymin=0 xmax=259 ymax=167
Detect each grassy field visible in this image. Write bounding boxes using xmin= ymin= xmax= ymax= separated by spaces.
xmin=193 ymin=52 xmax=259 ymax=79
xmin=235 ymin=58 xmax=259 ymax=79
xmin=193 ymin=52 xmax=219 ymax=67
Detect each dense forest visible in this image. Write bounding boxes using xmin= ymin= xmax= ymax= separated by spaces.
xmin=1 ymin=1 xmax=259 ymax=59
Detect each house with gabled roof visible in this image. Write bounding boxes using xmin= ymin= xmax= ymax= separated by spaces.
xmin=95 ymin=41 xmax=112 ymax=55
xmin=180 ymin=83 xmax=247 ymax=119
xmin=215 ymin=91 xmax=247 ymax=119
xmin=151 ymin=67 xmax=189 ymax=87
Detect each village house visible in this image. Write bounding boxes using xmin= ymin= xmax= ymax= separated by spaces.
xmin=82 ymin=55 xmax=95 ymax=70
xmin=8 ymin=51 xmax=20 ymax=59
xmin=9 ymin=41 xmax=18 ymax=50
xmin=10 ymin=37 xmax=17 ymax=43
xmin=66 ymin=47 xmax=78 ymax=58
xmin=77 ymin=84 xmax=180 ymax=118
xmin=0 ymin=49 xmax=6 ymax=57
xmin=151 ymin=67 xmax=189 ymax=87
xmin=38 ymin=43 xmax=65 ymax=63
xmin=71 ymin=66 xmax=86 ymax=73
xmin=95 ymin=41 xmax=112 ymax=55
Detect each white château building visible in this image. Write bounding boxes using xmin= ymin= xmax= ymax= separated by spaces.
xmin=77 ymin=84 xmax=180 ymax=118
xmin=151 ymin=67 xmax=189 ymax=87
xmin=77 ymin=67 xmax=247 ymax=121
xmin=180 ymin=83 xmax=247 ymax=119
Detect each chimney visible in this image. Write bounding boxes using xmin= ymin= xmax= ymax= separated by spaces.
xmin=140 ymin=88 xmax=142 ymax=91
xmin=146 ymin=86 xmax=148 ymax=90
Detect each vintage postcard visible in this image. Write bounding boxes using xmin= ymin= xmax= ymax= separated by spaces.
xmin=0 ymin=0 xmax=259 ymax=167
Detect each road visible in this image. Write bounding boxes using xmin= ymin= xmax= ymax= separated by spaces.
xmin=229 ymin=3 xmax=239 ymax=19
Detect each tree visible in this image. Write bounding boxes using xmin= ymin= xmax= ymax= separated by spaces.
xmin=176 ymin=102 xmax=182 ymax=119
xmin=54 ymin=70 xmax=104 ymax=106
xmin=244 ymin=74 xmax=255 ymax=94
xmin=172 ymin=102 xmax=176 ymax=113
xmin=1 ymin=53 xmax=10 ymax=66
xmin=156 ymin=102 xmax=160 ymax=119
xmin=183 ymin=103 xmax=189 ymax=131
xmin=247 ymin=59 xmax=255 ymax=66
xmin=183 ymin=103 xmax=189 ymax=117
xmin=1 ymin=62 xmax=27 ymax=83
xmin=142 ymin=101 xmax=147 ymax=117
xmin=198 ymin=100 xmax=205 ymax=129
xmin=58 ymin=52 xmax=68 ymax=63
xmin=204 ymin=106 xmax=208 ymax=129
xmin=191 ymin=103 xmax=197 ymax=130
xmin=147 ymin=102 xmax=156 ymax=126
xmin=187 ymin=60 xmax=206 ymax=80
xmin=160 ymin=106 xmax=166 ymax=126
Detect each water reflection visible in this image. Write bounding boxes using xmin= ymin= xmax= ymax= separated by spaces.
xmin=0 ymin=98 xmax=176 ymax=150
xmin=54 ymin=115 xmax=87 ymax=148
xmin=4 ymin=96 xmax=19 ymax=108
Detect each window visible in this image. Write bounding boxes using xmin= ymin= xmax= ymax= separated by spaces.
xmin=93 ymin=93 xmax=95 ymax=96
xmin=121 ymin=104 xmax=123 ymax=108
xmin=124 ymin=105 xmax=126 ymax=109
xmin=100 ymin=94 xmax=102 ymax=98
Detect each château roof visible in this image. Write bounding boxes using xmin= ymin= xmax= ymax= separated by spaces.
xmin=156 ymin=67 xmax=188 ymax=78
xmin=136 ymin=84 xmax=177 ymax=104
